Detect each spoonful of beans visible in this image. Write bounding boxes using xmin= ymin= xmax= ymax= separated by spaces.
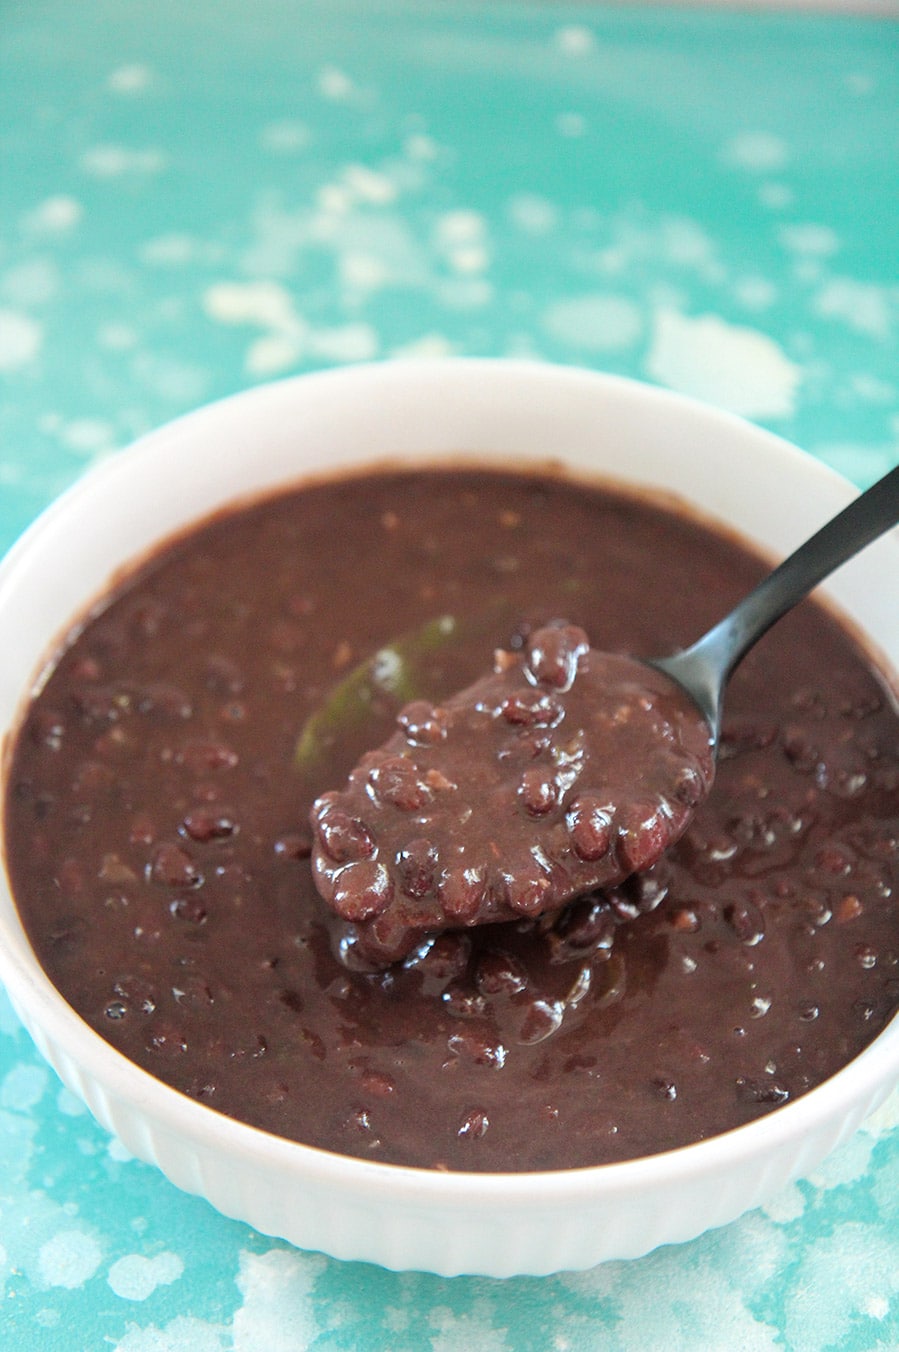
xmin=310 ymin=465 xmax=899 ymax=965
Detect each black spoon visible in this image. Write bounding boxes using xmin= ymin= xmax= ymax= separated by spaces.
xmin=651 ymin=462 xmax=899 ymax=746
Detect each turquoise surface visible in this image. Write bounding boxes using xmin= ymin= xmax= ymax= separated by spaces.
xmin=1 ymin=3 xmax=898 ymax=1347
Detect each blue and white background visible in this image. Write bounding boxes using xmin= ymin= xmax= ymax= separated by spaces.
xmin=1 ymin=2 xmax=898 ymax=1347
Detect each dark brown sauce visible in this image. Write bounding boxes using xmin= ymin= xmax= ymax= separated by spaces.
xmin=5 ymin=468 xmax=898 ymax=1171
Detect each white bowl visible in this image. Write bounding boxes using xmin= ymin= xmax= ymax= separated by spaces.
xmin=0 ymin=359 xmax=897 ymax=1278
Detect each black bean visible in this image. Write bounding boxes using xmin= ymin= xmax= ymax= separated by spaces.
xmin=29 ymin=709 xmax=66 ymax=751
xmin=332 ymin=860 xmax=394 ymax=921
xmin=177 ymin=740 xmax=239 ymax=774
xmin=567 ymin=795 xmax=612 ymax=862
xmin=273 ymin=831 xmax=312 ymax=860
xmin=181 ymin=806 xmax=238 ymax=843
xmin=500 ymin=689 xmax=564 ymax=728
xmin=367 ymin=755 xmax=429 ymax=811
xmin=312 ymin=799 xmax=375 ymax=864
xmin=441 ymin=981 xmax=488 ymax=1019
xmin=437 ymin=869 xmax=487 ymax=922
xmin=395 ymin=838 xmax=438 ymax=898
xmin=519 ymin=768 xmax=559 ymax=816
xmin=525 ymin=623 xmax=589 ymax=691
xmin=150 ymin=843 xmax=204 ymax=890
xmin=475 ymin=949 xmax=528 ymax=996
xmin=397 ymin=700 xmax=448 ymax=746
xmin=519 ymin=998 xmax=564 ymax=1044
xmin=447 ymin=1030 xmax=507 ymax=1068
xmin=457 ymin=1109 xmax=489 ymax=1140
xmin=169 ymin=897 xmax=208 ymax=925
xmin=504 ymin=870 xmax=552 ymax=917
xmin=735 ymin=1076 xmax=790 ymax=1105
xmin=616 ymin=802 xmax=669 ymax=875
xmin=724 ymin=899 xmax=766 ymax=946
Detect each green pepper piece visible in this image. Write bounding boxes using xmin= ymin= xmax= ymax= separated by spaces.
xmin=294 ymin=614 xmax=457 ymax=771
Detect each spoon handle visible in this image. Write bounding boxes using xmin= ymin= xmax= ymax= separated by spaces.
xmin=654 ymin=463 xmax=899 ymax=740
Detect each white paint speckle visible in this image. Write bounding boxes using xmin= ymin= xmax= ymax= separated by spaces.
xmin=813 ymin=277 xmax=892 ymax=340
xmin=132 ymin=352 xmax=208 ymax=404
xmin=204 ymin=280 xmax=299 ymax=333
xmin=562 ymin=1238 xmax=784 ymax=1349
xmin=659 ymin=218 xmax=722 ymax=276
xmin=734 ymin=276 xmax=777 ymax=310
xmin=434 ymin=210 xmax=486 ymax=247
xmin=861 ymin=1084 xmax=899 ymax=1135
xmin=448 ymin=244 xmax=489 ymax=275
xmin=504 ymin=332 xmax=542 ymax=359
xmin=722 ymin=131 xmax=789 ymax=173
xmin=428 ymin=1303 xmax=512 ymax=1352
xmin=433 ymin=212 xmax=490 ymax=277
xmin=850 ymin=373 xmax=895 ymax=404
xmin=56 ymin=1086 xmax=87 ymax=1117
xmin=23 ymin=195 xmax=83 ymax=234
xmin=382 ymin=1303 xmax=411 ymax=1333
xmin=507 ymin=193 xmax=557 ymax=235
xmin=555 ymin=111 xmax=587 ymax=138
xmin=845 ymin=71 xmax=875 ymax=96
xmin=232 ymin=1249 xmax=327 ymax=1351
xmin=113 ymin=1314 xmax=229 ymax=1352
xmin=436 ymin=277 xmax=493 ymax=310
xmin=342 ymin=163 xmax=396 ymax=205
xmin=761 ymin=1181 xmax=806 ymax=1224
xmin=1 ymin=1064 xmax=48 ymax=1112
xmin=339 ymin=251 xmax=390 ymax=292
xmin=109 ymin=1252 xmax=185 ymax=1301
xmin=245 ymin=333 xmax=302 ymax=377
xmin=204 ymin=279 xmax=378 ymax=372
xmin=0 ymin=309 xmax=42 ymax=369
xmin=543 ymin=293 xmax=642 ymax=352
xmin=808 ymin=1131 xmax=877 ymax=1190
xmin=779 ymin=223 xmax=840 ymax=258
xmin=60 ymin=418 xmax=116 ymax=454
xmin=309 ymin=323 xmax=378 ymax=363
xmin=390 ymin=333 xmax=456 ymax=359
xmin=108 ymin=64 xmax=153 ymax=94
xmin=315 ymin=182 xmax=354 ymax=216
xmin=98 ymin=322 xmax=138 ymax=350
xmin=140 ymin=234 xmax=197 ymax=265
xmin=107 ymin=1136 xmax=134 ymax=1162
xmin=404 ymin=132 xmax=438 ymax=162
xmin=758 ymin=182 xmax=794 ymax=211
xmin=318 ymin=66 xmax=354 ymax=100
xmin=645 ymin=309 xmax=801 ymax=418
xmin=80 ymin=145 xmax=166 ymax=177
xmin=783 ymin=1224 xmax=899 ymax=1351
xmin=259 ymin=120 xmax=311 ymax=154
xmin=792 ymin=258 xmax=824 ymax=286
xmin=2 ymin=258 xmax=60 ymax=306
xmin=554 ymin=25 xmax=596 ymax=57
xmin=37 ymin=1230 xmax=103 ymax=1289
